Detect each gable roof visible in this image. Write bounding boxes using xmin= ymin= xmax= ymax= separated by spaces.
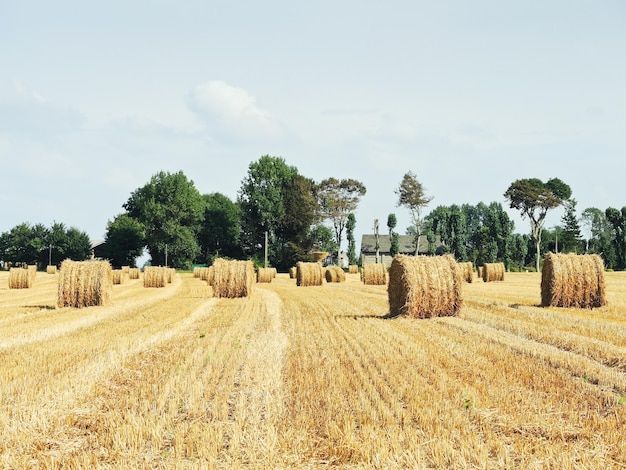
xmin=360 ymin=234 xmax=423 ymax=254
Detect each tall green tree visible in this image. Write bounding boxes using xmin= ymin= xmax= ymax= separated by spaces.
xmin=504 ymin=177 xmax=571 ymax=271
xmin=317 ymin=178 xmax=366 ymax=260
xmin=103 ymin=214 xmax=145 ymax=268
xmin=387 ymin=213 xmax=399 ymax=257
xmin=307 ymin=224 xmax=338 ymax=255
xmin=559 ymin=199 xmax=583 ymax=253
xmin=581 ymin=207 xmax=613 ymax=257
xmin=396 ymin=171 xmax=433 ymax=255
xmin=346 ymin=213 xmax=358 ymax=265
xmin=123 ymin=171 xmax=204 ymax=268
xmin=605 ymin=207 xmax=626 ymax=270
xmin=198 ymin=193 xmax=242 ymax=263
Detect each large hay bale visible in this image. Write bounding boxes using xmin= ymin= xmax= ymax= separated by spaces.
xmin=388 ymin=254 xmax=463 ymax=318
xmin=46 ymin=265 xmax=57 ymax=275
xmin=212 ymin=258 xmax=254 ymax=298
xmin=289 ymin=267 xmax=297 ymax=279
xmin=348 ymin=264 xmax=359 ymax=274
xmin=143 ymin=266 xmax=167 ymax=288
xmin=128 ymin=268 xmax=140 ymax=280
xmin=482 ymin=262 xmax=505 ymax=282
xmin=112 ymin=269 xmax=126 ymax=285
xmin=325 ymin=266 xmax=346 ymax=283
xmin=458 ymin=261 xmax=474 ymax=283
xmin=57 ymin=260 xmax=113 ymax=308
xmin=296 ymin=261 xmax=323 ymax=286
xmin=9 ymin=268 xmax=32 ymax=289
xmin=362 ymin=263 xmax=387 ymax=285
xmin=206 ymin=266 xmax=215 ymax=286
xmin=257 ymin=267 xmax=273 ymax=283
xmin=541 ymin=252 xmax=606 ymax=308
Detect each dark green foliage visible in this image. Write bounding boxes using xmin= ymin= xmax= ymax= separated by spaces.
xmin=605 ymin=207 xmax=626 ymax=270
xmin=559 ymin=199 xmax=583 ymax=253
xmin=103 ymin=214 xmax=145 ymax=268
xmin=198 ymin=193 xmax=242 ymax=263
xmin=346 ymin=213 xmax=358 ymax=265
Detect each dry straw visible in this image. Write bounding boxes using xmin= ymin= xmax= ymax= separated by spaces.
xmin=458 ymin=261 xmax=474 ymax=283
xmin=289 ymin=267 xmax=297 ymax=279
xmin=212 ymin=258 xmax=254 ymax=298
xmin=9 ymin=268 xmax=32 ymax=289
xmin=166 ymin=268 xmax=175 ymax=283
xmin=311 ymin=251 xmax=329 ymax=263
xmin=128 ymin=268 xmax=140 ymax=280
xmin=57 ymin=259 xmax=113 ymax=308
xmin=46 ymin=265 xmax=57 ymax=275
xmin=112 ymin=269 xmax=126 ymax=285
xmin=257 ymin=267 xmax=273 ymax=283
xmin=388 ymin=254 xmax=463 ymax=318
xmin=541 ymin=252 xmax=606 ymax=309
xmin=348 ymin=264 xmax=359 ymax=274
xmin=296 ymin=262 xmax=323 ymax=286
xmin=193 ymin=266 xmax=206 ymax=279
xmin=27 ymin=265 xmax=37 ymax=282
xmin=325 ymin=266 xmax=346 ymax=283
xmin=361 ymin=263 xmax=387 ymax=285
xmin=121 ymin=266 xmax=130 ymax=274
xmin=143 ymin=266 xmax=167 ymax=288
xmin=482 ymin=262 xmax=505 ymax=282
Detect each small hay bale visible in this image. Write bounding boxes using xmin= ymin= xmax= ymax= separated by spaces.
xmin=112 ymin=269 xmax=126 ymax=285
xmin=541 ymin=252 xmax=606 ymax=308
xmin=362 ymin=263 xmax=387 ymax=285
xmin=193 ymin=266 xmax=205 ymax=278
xmin=296 ymin=262 xmax=323 ymax=286
xmin=325 ymin=266 xmax=346 ymax=283
xmin=311 ymin=251 xmax=329 ymax=263
xmin=388 ymin=254 xmax=463 ymax=318
xmin=121 ymin=266 xmax=130 ymax=274
xmin=458 ymin=261 xmax=474 ymax=283
xmin=257 ymin=267 xmax=273 ymax=283
xmin=9 ymin=268 xmax=32 ymax=289
xmin=57 ymin=260 xmax=113 ymax=308
xmin=289 ymin=267 xmax=297 ymax=279
xmin=166 ymin=268 xmax=175 ymax=283
xmin=46 ymin=265 xmax=57 ymax=275
xmin=212 ymin=258 xmax=254 ymax=298
xmin=27 ymin=265 xmax=37 ymax=282
xmin=348 ymin=264 xmax=359 ymax=274
xmin=270 ymin=267 xmax=277 ymax=278
xmin=206 ymin=266 xmax=215 ymax=286
xmin=128 ymin=268 xmax=140 ymax=280
xmin=482 ymin=262 xmax=505 ymax=282
xmin=144 ymin=266 xmax=167 ymax=288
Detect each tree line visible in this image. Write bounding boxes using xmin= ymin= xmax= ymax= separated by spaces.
xmin=2 ymin=156 xmax=625 ymax=271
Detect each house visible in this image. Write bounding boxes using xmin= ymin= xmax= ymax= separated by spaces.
xmin=360 ymin=234 xmax=440 ymax=268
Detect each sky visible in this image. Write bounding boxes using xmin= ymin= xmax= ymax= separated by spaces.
xmin=2 ymin=0 xmax=626 ymax=255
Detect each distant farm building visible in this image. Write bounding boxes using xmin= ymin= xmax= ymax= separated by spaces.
xmin=360 ymin=234 xmax=441 ymax=268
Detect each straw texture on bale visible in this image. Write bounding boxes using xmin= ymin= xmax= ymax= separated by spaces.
xmin=458 ymin=261 xmax=474 ymax=283
xmin=257 ymin=267 xmax=273 ymax=283
xmin=112 ymin=269 xmax=126 ymax=285
xmin=482 ymin=262 xmax=505 ymax=282
xmin=193 ymin=266 xmax=204 ymax=278
xmin=348 ymin=264 xmax=359 ymax=274
xmin=311 ymin=251 xmax=329 ymax=263
xmin=212 ymin=258 xmax=254 ymax=298
xmin=361 ymin=263 xmax=387 ymax=285
xmin=296 ymin=262 xmax=323 ymax=287
xmin=388 ymin=254 xmax=463 ymax=319
xmin=57 ymin=260 xmax=113 ymax=308
xmin=325 ymin=266 xmax=346 ymax=283
xmin=289 ymin=267 xmax=297 ymax=279
xmin=541 ymin=252 xmax=606 ymax=309
xmin=9 ymin=268 xmax=32 ymax=289
xmin=143 ymin=266 xmax=167 ymax=288
xmin=46 ymin=265 xmax=57 ymax=275
xmin=128 ymin=268 xmax=140 ymax=280
xmin=166 ymin=268 xmax=175 ymax=283
xmin=121 ymin=266 xmax=130 ymax=274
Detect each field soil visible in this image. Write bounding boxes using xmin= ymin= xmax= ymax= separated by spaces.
xmin=0 ymin=270 xmax=625 ymax=469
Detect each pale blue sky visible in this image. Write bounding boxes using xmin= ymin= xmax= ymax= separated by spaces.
xmin=2 ymin=1 xmax=625 ymax=249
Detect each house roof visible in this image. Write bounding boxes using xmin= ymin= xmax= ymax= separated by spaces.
xmin=360 ymin=234 xmax=442 ymax=255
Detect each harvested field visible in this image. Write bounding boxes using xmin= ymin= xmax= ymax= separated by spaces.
xmin=0 ymin=270 xmax=625 ymax=468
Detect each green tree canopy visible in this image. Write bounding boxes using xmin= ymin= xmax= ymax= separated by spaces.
xmin=103 ymin=214 xmax=145 ymax=268
xmin=396 ymin=171 xmax=432 ymax=254
xmin=198 ymin=193 xmax=242 ymax=263
xmin=123 ymin=170 xmax=204 ymax=268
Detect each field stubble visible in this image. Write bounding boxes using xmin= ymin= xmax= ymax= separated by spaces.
xmin=0 ymin=270 xmax=624 ymax=468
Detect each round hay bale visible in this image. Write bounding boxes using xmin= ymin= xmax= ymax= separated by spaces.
xmin=482 ymin=262 xmax=505 ymax=282
xmin=311 ymin=251 xmax=329 ymax=263
xmin=112 ymin=269 xmax=126 ymax=285
xmin=128 ymin=268 xmax=140 ymax=280
xmin=348 ymin=264 xmax=359 ymax=274
xmin=458 ymin=261 xmax=474 ymax=283
xmin=46 ymin=265 xmax=57 ymax=275
xmin=166 ymin=268 xmax=175 ymax=283
xmin=361 ymin=263 xmax=387 ymax=285
xmin=212 ymin=258 xmax=254 ymax=298
xmin=325 ymin=266 xmax=346 ymax=283
xmin=9 ymin=268 xmax=32 ymax=289
xmin=57 ymin=260 xmax=113 ymax=308
xmin=289 ymin=266 xmax=297 ymax=279
xmin=270 ymin=267 xmax=277 ymax=278
xmin=193 ymin=266 xmax=204 ymax=278
xmin=388 ymin=254 xmax=463 ymax=318
xmin=121 ymin=266 xmax=130 ymax=274
xmin=296 ymin=262 xmax=323 ymax=286
xmin=143 ymin=266 xmax=167 ymax=288
xmin=541 ymin=252 xmax=606 ymax=308
xmin=257 ymin=267 xmax=273 ymax=283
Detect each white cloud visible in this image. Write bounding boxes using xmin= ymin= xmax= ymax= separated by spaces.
xmin=189 ymin=80 xmax=281 ymax=140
